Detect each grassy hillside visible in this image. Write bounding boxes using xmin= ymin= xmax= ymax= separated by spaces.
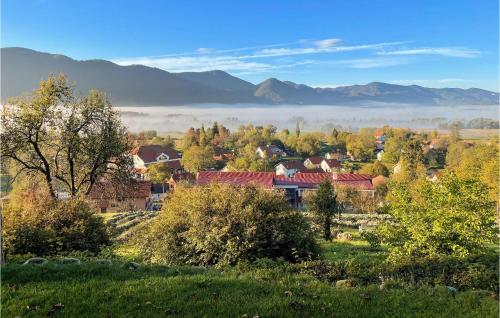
xmin=4 ymin=211 xmax=497 ymax=318
xmin=3 ymin=262 xmax=498 ymax=318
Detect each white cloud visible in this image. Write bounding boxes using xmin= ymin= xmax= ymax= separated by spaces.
xmin=377 ymin=47 xmax=481 ymax=58
xmin=113 ymin=56 xmax=272 ymax=73
xmin=112 ymin=56 xmax=315 ymax=74
xmin=333 ymin=58 xmax=409 ymax=69
xmin=111 ymin=41 xmax=479 ymax=74
xmin=111 ymin=41 xmax=405 ymax=73
xmin=389 ymin=78 xmax=472 ymax=87
xmin=313 ymin=38 xmax=342 ymax=48
xmin=312 ymin=83 xmax=353 ymax=88
xmin=196 ymin=47 xmax=215 ymax=54
xmin=254 ymin=41 xmax=407 ymax=58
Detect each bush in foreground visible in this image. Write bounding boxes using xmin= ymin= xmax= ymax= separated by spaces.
xmin=137 ymin=184 xmax=319 ymax=266
xmin=3 ymin=196 xmax=110 ymax=256
xmin=378 ymin=173 xmax=497 ymax=260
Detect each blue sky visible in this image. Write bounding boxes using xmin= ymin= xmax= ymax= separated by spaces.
xmin=2 ymin=0 xmax=499 ymax=91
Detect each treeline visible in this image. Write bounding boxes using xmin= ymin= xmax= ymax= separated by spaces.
xmin=439 ymin=118 xmax=499 ymax=129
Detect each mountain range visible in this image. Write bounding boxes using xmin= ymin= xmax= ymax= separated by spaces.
xmin=2 ymin=47 xmax=498 ymax=106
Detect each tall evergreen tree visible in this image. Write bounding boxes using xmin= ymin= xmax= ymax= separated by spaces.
xmin=310 ymin=179 xmax=339 ymax=241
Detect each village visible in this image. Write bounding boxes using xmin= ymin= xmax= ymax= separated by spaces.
xmin=86 ymin=123 xmax=480 ymax=216
xmin=1 ymin=76 xmax=498 ymax=318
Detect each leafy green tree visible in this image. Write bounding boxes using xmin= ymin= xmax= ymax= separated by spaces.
xmin=346 ymin=134 xmax=375 ymax=162
xmin=146 ymin=163 xmax=173 ymax=192
xmin=225 ymin=143 xmax=272 ymax=171
xmin=199 ymin=124 xmax=207 ymax=147
xmin=360 ymin=161 xmax=389 ymax=177
xmin=309 ymin=180 xmax=339 ymax=240
xmin=378 ymin=173 xmax=497 ymax=260
xmin=183 ymin=127 xmax=199 ymax=149
xmin=295 ymin=134 xmax=322 ymax=156
xmin=137 ymin=183 xmax=318 ymax=266
xmin=181 ymin=145 xmax=216 ymax=173
xmin=447 ymin=143 xmax=499 ymax=203
xmin=0 ymin=75 xmax=131 ymax=199
xmin=449 ymin=121 xmax=461 ymax=143
xmin=445 ymin=142 xmax=466 ymax=168
xmin=382 ymin=129 xmax=412 ymax=164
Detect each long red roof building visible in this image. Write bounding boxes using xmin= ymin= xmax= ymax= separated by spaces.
xmin=196 ymin=171 xmax=374 ymax=191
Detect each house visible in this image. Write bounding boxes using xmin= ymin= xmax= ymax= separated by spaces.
xmin=167 ymin=172 xmax=196 ymax=190
xmin=374 ymin=131 xmax=386 ymax=143
xmin=196 ymin=171 xmax=375 ymax=207
xmin=374 ymin=132 xmax=386 ymax=151
xmin=213 ymin=148 xmax=234 ymax=162
xmin=375 ymin=141 xmax=384 ymax=151
xmin=88 ymin=180 xmax=152 ymax=213
xmin=371 ymin=175 xmax=388 ymax=187
xmin=297 ymin=168 xmax=324 ymax=173
xmin=304 ymin=156 xmax=323 ymax=169
xmin=275 ymin=160 xmax=306 ymax=177
xmin=131 ymin=145 xmax=182 ymax=178
xmin=325 ymin=151 xmax=348 ymax=161
xmin=462 ymin=141 xmax=475 ymax=148
xmin=320 ymin=159 xmax=342 ymax=172
xmin=427 ymin=169 xmax=444 ymax=182
xmin=256 ymin=145 xmax=287 ymax=159
xmin=376 ymin=150 xmax=384 ymax=161
xmin=393 ymin=162 xmax=401 ymax=174
xmin=197 ymin=171 xmax=276 ymax=188
xmin=151 ymin=183 xmax=168 ymax=202
xmin=429 ymin=138 xmax=449 ymax=149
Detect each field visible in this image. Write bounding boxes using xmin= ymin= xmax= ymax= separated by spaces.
xmin=417 ymin=128 xmax=499 ymax=141
xmin=2 ymin=229 xmax=498 ymax=318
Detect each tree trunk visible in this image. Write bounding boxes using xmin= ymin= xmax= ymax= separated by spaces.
xmin=0 ymin=209 xmax=4 ymax=265
xmin=324 ymin=217 xmax=331 ymax=241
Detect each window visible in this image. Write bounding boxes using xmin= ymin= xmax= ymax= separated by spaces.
xmin=157 ymin=153 xmax=169 ymax=161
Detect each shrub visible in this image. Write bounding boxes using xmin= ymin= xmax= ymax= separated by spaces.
xmin=3 ymin=197 xmax=110 ymax=257
xmin=378 ymin=174 xmax=497 ymax=259
xmin=360 ymin=231 xmax=381 ymax=249
xmin=286 ymin=254 xmax=498 ymax=292
xmin=137 ymin=184 xmax=319 ymax=266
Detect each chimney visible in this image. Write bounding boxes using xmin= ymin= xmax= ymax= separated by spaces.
xmin=332 ymin=171 xmax=338 ymax=180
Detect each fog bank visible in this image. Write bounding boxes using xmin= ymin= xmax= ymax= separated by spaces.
xmin=117 ymin=104 xmax=499 ymax=133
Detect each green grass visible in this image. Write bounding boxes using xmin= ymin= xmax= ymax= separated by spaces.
xmin=320 ymin=227 xmax=386 ymax=262
xmin=2 ymin=263 xmax=498 ymax=318
xmin=3 ymin=225 xmax=497 ymax=317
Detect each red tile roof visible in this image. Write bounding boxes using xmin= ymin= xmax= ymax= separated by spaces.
xmin=298 ymin=168 xmax=325 ymax=173
xmin=258 ymin=145 xmax=285 ymax=157
xmin=88 ymin=180 xmax=152 ymax=200
xmin=197 ymin=171 xmax=276 ymax=188
xmin=334 ymin=173 xmax=374 ymax=190
xmin=165 ymin=160 xmax=182 ymax=170
xmin=305 ymin=156 xmax=323 ymax=165
xmin=277 ymin=160 xmax=305 ymax=170
xmin=196 ymin=171 xmax=374 ymax=190
xmin=132 ymin=145 xmax=179 ymax=163
xmin=275 ymin=173 xmax=331 ymax=188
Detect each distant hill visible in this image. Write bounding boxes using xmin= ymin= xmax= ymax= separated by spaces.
xmin=2 ymin=47 xmax=498 ymax=106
